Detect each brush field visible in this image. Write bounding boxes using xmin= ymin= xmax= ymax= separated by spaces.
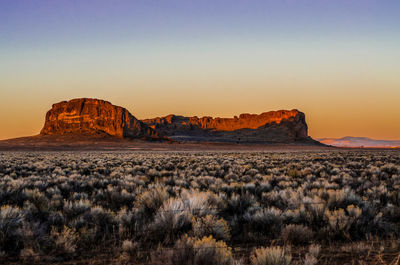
xmin=0 ymin=150 xmax=399 ymax=264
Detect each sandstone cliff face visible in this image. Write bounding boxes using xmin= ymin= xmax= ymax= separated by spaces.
xmin=40 ymin=98 xmax=312 ymax=144
xmin=40 ymin=98 xmax=159 ymax=139
xmin=142 ymin=110 xmax=310 ymax=143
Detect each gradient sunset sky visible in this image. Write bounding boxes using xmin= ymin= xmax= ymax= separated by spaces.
xmin=1 ymin=0 xmax=399 ymax=140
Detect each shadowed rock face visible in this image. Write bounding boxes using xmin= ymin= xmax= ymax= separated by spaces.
xmin=142 ymin=110 xmax=311 ymax=143
xmin=40 ymin=98 xmax=159 ymax=139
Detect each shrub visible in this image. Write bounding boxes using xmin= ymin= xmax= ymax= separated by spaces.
xmin=281 ymin=224 xmax=313 ymax=245
xmin=325 ymin=209 xmax=350 ymax=236
xmin=116 ymin=208 xmax=136 ymax=239
xmin=23 ymin=189 xmax=50 ymax=221
xmin=326 ymin=189 xmax=361 ymax=210
xmin=303 ymin=244 xmax=320 ymax=265
xmin=49 ymin=226 xmax=77 ymax=258
xmin=243 ymin=207 xmax=283 ymax=238
xmin=250 ymin=246 xmax=292 ymax=265
xmin=180 ymin=190 xmax=218 ymax=217
xmin=151 ymin=197 xmax=191 ymax=243
xmin=0 ymin=205 xmax=24 ymax=256
xmin=192 ymin=215 xmax=230 ymax=241
xmin=121 ymin=239 xmax=138 ymax=256
xmin=82 ymin=206 xmax=116 ymax=241
xmin=304 ymin=254 xmax=317 ymax=265
xmin=134 ymin=186 xmax=169 ymax=219
xmin=151 ymin=235 xmax=235 ymax=265
xmin=192 ymin=236 xmax=234 ymax=265
xmin=119 ymin=239 xmax=141 ymax=263
xmin=63 ymin=199 xmax=91 ymax=220
xmin=224 ymin=193 xmax=256 ymax=216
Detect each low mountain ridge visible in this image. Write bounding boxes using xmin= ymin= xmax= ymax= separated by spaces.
xmin=318 ymin=136 xmax=400 ymax=148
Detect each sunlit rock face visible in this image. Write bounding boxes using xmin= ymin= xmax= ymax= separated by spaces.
xmin=142 ymin=110 xmax=311 ymax=143
xmin=40 ymin=98 xmax=314 ymax=144
xmin=40 ymin=98 xmax=160 ymax=139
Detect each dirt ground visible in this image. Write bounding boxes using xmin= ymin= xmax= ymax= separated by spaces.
xmin=0 ymin=134 xmax=346 ymax=152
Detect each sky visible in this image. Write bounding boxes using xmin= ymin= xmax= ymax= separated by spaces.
xmin=1 ymin=0 xmax=400 ymax=140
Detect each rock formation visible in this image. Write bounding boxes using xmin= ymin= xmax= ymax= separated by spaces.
xmin=142 ymin=110 xmax=312 ymax=143
xmin=40 ymin=98 xmax=160 ymax=139
xmin=39 ymin=98 xmax=315 ymax=144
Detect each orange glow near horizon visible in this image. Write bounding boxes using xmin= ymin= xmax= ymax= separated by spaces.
xmin=2 ymin=40 xmax=400 ymax=141
xmin=1 ymin=60 xmax=400 ymax=140
xmin=1 ymin=83 xmax=399 ymax=141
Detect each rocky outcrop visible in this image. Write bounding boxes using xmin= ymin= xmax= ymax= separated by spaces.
xmin=40 ymin=98 xmax=160 ymax=139
xmin=39 ymin=98 xmax=314 ymax=144
xmin=142 ymin=110 xmax=312 ymax=143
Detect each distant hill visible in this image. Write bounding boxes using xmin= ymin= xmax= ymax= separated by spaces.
xmin=318 ymin=136 xmax=400 ymax=148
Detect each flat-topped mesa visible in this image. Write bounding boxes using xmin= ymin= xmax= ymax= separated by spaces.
xmin=142 ymin=110 xmax=310 ymax=143
xmin=188 ymin=109 xmax=303 ymax=131
xmin=40 ymin=98 xmax=160 ymax=139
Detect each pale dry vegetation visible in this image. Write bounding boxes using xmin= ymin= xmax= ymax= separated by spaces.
xmin=0 ymin=150 xmax=399 ymax=264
